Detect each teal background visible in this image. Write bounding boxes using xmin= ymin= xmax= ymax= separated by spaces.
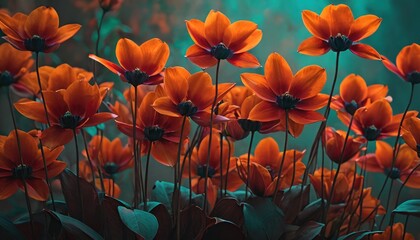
xmin=1 ymin=0 xmax=420 ymax=238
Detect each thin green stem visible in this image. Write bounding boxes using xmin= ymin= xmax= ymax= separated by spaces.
xmin=93 ymin=9 xmax=106 ymax=83
xmin=81 ymin=130 xmax=101 ymax=191
xmin=144 ymin=142 xmax=152 ymax=210
xmin=203 ymin=59 xmax=221 ymax=212
xmin=39 ymin=139 xmax=56 ymax=211
xmin=72 ymin=128 xmax=84 ymax=222
xmin=304 ymin=51 xmax=340 ymax=184
xmin=273 ymin=110 xmax=289 ymax=203
xmin=379 ymin=179 xmax=394 ymax=229
xmin=245 ymin=131 xmax=255 ymax=198
xmin=224 ymin=137 xmax=232 ymax=195
xmin=219 ymin=133 xmax=224 ymax=197
xmin=175 ymin=115 xmax=188 ymax=240
xmin=35 ymin=52 xmax=51 ymax=127
xmin=131 ymin=85 xmax=141 ymax=207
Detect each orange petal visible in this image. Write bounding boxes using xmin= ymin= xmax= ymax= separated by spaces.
xmin=228 ymin=28 xmax=262 ymax=54
xmin=240 ymin=73 xmax=276 ymax=102
xmin=64 ymin=81 xmax=101 ymax=119
xmin=152 ymin=97 xmax=181 ymax=117
xmin=204 ymin=10 xmax=230 ymax=46
xmin=248 ymin=101 xmax=283 ymax=122
xmin=349 ymin=43 xmax=381 ymax=60
xmin=223 ymin=21 xmax=259 ymax=52
xmin=49 ymin=24 xmax=81 ymax=46
xmin=289 ymin=109 xmax=324 ymax=124
xmin=396 ymin=43 xmax=420 ymax=79
xmin=164 ymin=67 xmax=190 ymax=104
xmin=254 ymin=137 xmax=280 ymax=167
xmin=381 ymin=55 xmax=404 ymax=80
xmin=25 ymin=6 xmax=59 ymax=39
xmin=301 ymin=10 xmax=330 ymax=40
xmin=349 ymin=15 xmax=382 ymax=42
xmin=89 ymin=54 xmax=125 ymax=76
xmin=152 ymin=140 xmax=178 ymax=167
xmin=42 ymin=160 xmax=66 ymax=178
xmin=4 ymin=130 xmax=38 ymax=165
xmin=14 ymin=99 xmax=48 ymax=124
xmin=264 ymin=52 xmax=293 ymax=96
xmin=116 ymin=38 xmax=141 ymax=71
xmin=297 ymin=36 xmax=330 ymax=56
xmin=375 ymin=141 xmax=393 ymax=169
xmin=185 ymin=44 xmax=218 ymax=69
xmin=43 ymin=90 xmax=68 ymax=123
xmin=359 ymin=100 xmax=392 ymax=129
xmin=297 ymin=94 xmax=328 ymax=111
xmin=0 ymin=178 xmax=18 ymax=200
xmin=41 ymin=126 xmax=74 ymax=149
xmin=0 ymin=13 xmax=25 ymax=41
xmin=356 ymin=154 xmax=383 ymax=173
xmin=320 ymin=4 xmax=353 ymax=37
xmin=186 ymin=19 xmax=211 ymax=50
xmin=83 ymin=112 xmax=117 ymax=127
xmin=24 ymin=178 xmax=49 ymax=201
xmin=138 ymin=38 xmax=170 ymax=76
xmin=340 ymin=74 xmax=368 ymax=104
xmin=289 ymin=65 xmax=326 ymax=100
xmin=227 ymin=52 xmax=261 ymax=68
xmin=187 ymin=72 xmax=214 ymax=109
xmin=402 ymin=171 xmax=420 ymax=189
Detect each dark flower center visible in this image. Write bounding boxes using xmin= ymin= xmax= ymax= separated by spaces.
xmin=276 ymin=93 xmax=300 ymax=110
xmin=407 ymin=71 xmax=420 ymax=84
xmin=210 ymin=43 xmax=233 ymax=60
xmin=144 ymin=126 xmax=164 ymax=142
xmin=385 ymin=167 xmax=401 ymax=180
xmin=0 ymin=71 xmax=14 ymax=87
xmin=124 ymin=68 xmax=149 ymax=87
xmin=363 ymin=125 xmax=381 ymax=141
xmin=60 ymin=111 xmax=81 ymax=129
xmin=12 ymin=164 xmax=33 ymax=179
xmin=238 ymin=119 xmax=262 ymax=132
xmin=197 ymin=164 xmax=216 ymax=178
xmin=328 ymin=34 xmax=353 ymax=52
xmin=24 ymin=35 xmax=46 ymax=52
xmin=177 ymin=101 xmax=198 ymax=116
xmin=416 ymin=144 xmax=420 ymax=158
xmin=265 ymin=165 xmax=275 ymax=180
xmin=104 ymin=162 xmax=119 ymax=175
xmin=344 ymin=100 xmax=359 ymax=115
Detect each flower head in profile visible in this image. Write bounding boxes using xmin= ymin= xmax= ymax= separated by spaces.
xmin=0 ymin=6 xmax=81 ymax=52
xmin=14 ymin=81 xmax=116 ymax=149
xmin=99 ymin=0 xmax=123 ymax=12
xmin=89 ymin=38 xmax=169 ymax=86
xmin=241 ymin=52 xmax=328 ymax=125
xmin=0 ymin=130 xmax=66 ymax=200
xmin=298 ymin=4 xmax=381 ymax=60
xmin=0 ymin=43 xmax=33 ymax=88
xmin=382 ymin=43 xmax=420 ymax=84
xmin=323 ymin=127 xmax=364 ymax=164
xmin=185 ymin=10 xmax=262 ymax=69
xmin=402 ymin=116 xmax=420 ymax=157
xmin=372 ymin=222 xmax=414 ymax=240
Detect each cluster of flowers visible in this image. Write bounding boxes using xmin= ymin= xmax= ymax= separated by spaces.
xmin=0 ymin=2 xmax=419 ymax=239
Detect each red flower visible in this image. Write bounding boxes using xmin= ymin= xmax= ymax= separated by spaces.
xmin=14 ymin=81 xmax=116 ymax=149
xmin=382 ymin=43 xmax=420 ymax=84
xmin=89 ymin=38 xmax=169 ymax=86
xmin=298 ymin=4 xmax=381 ymax=59
xmin=0 ymin=130 xmax=66 ymax=200
xmin=0 ymin=6 xmax=81 ymax=52
xmin=241 ymin=52 xmax=328 ymax=125
xmin=185 ymin=10 xmax=262 ymax=69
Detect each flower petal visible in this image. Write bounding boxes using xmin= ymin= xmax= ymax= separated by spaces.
xmin=297 ymin=37 xmax=330 ymax=56
xmin=41 ymin=126 xmax=74 ymax=149
xmin=254 ymin=137 xmax=280 ymax=167
xmin=289 ymin=65 xmax=326 ymax=100
xmin=204 ymin=10 xmax=231 ymax=46
xmin=64 ymin=81 xmax=101 ymax=119
xmin=164 ymin=67 xmax=190 ymax=104
xmin=89 ymin=54 xmax=125 ymax=76
xmin=227 ymin=52 xmax=261 ymax=68
xmin=223 ymin=21 xmax=260 ymax=52
xmin=116 ymin=38 xmax=141 ymax=71
xmin=24 ymin=178 xmax=49 ymax=201
xmin=301 ymin=10 xmax=330 ymax=40
xmin=375 ymin=141 xmax=393 ymax=169
xmin=138 ymin=38 xmax=170 ymax=76
xmin=152 ymin=97 xmax=181 ymax=117
xmin=349 ymin=15 xmax=382 ymax=42
xmin=248 ymin=101 xmax=283 ymax=122
xmin=289 ymin=109 xmax=325 ymax=124
xmin=396 ymin=43 xmax=420 ymax=79
xmin=241 ymin=73 xmax=276 ymax=102
xmin=25 ymin=6 xmax=59 ymax=39
xmin=187 ymin=72 xmax=214 ymax=109
xmin=49 ymin=24 xmax=81 ymax=46
xmin=349 ymin=43 xmax=381 ymax=60
xmin=186 ymin=19 xmax=211 ymax=50
xmin=83 ymin=112 xmax=117 ymax=127
xmin=14 ymin=99 xmax=48 ymax=124
xmin=340 ymin=74 xmax=368 ymax=104
xmin=320 ymin=4 xmax=353 ymax=37
xmin=297 ymin=94 xmax=328 ymax=111
xmin=185 ymin=44 xmax=217 ymax=69
xmin=264 ymin=52 xmax=294 ymax=96
xmin=0 ymin=178 xmax=18 ymax=200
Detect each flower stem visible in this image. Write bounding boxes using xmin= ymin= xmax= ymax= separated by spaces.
xmin=224 ymin=137 xmax=232 ymax=195
xmin=93 ymin=9 xmax=106 ymax=83
xmin=174 ymin=115 xmax=187 ymax=240
xmin=72 ymin=128 xmax=84 ymax=222
xmin=144 ymin=142 xmax=152 ymax=210
xmin=35 ymin=52 xmax=51 ymax=127
xmin=81 ymin=129 xmax=102 ymax=191
xmin=273 ymin=110 xmax=289 ymax=203
xmin=219 ymin=133 xmax=224 ymax=197
xmin=131 ymin=85 xmax=141 ymax=207
xmin=39 ymin=139 xmax=56 ymax=211
xmin=245 ymin=131 xmax=255 ymax=198
xmin=203 ymin=59 xmax=221 ymax=212
xmin=379 ymin=179 xmax=394 ymax=229
xmin=304 ymin=51 xmax=340 ymax=184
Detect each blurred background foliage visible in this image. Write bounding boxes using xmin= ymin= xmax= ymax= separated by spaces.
xmin=1 ymin=0 xmax=420 ymax=237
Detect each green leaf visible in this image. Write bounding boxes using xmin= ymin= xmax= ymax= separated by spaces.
xmin=294 ymin=221 xmax=324 ymax=240
xmin=393 ymin=199 xmax=420 ymax=217
xmin=46 ymin=210 xmax=104 ymax=240
xmin=118 ymin=206 xmax=158 ymax=240
xmin=338 ymin=230 xmax=383 ymax=240
xmin=243 ymin=197 xmax=285 ymax=240
xmin=0 ymin=216 xmax=25 ymax=240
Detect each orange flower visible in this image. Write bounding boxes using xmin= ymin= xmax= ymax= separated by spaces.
xmin=89 ymin=38 xmax=169 ymax=86
xmin=372 ymin=222 xmax=414 ymax=240
xmin=12 ymin=66 xmax=53 ymax=97
xmin=14 ymin=81 xmax=116 ymax=149
xmin=298 ymin=4 xmax=381 ymax=59
xmin=241 ymin=52 xmax=328 ymax=125
xmin=185 ymin=10 xmax=262 ymax=69
xmin=0 ymin=6 xmax=81 ymax=52
xmin=402 ymin=116 xmax=420 ymax=156
xmin=331 ymin=74 xmax=391 ymax=115
xmin=382 ymin=43 xmax=420 ymax=84
xmin=357 ymin=141 xmax=420 ymax=188
xmin=152 ymin=67 xmax=234 ymax=126
xmin=83 ymin=135 xmax=133 ymax=176
xmin=309 ymin=167 xmax=363 ymax=204
xmin=115 ymin=91 xmax=190 ymax=166
xmin=237 ymin=137 xmax=306 ymax=197
xmin=338 ymin=99 xmax=418 ymax=141
xmin=182 ymin=132 xmax=242 ymax=208
xmin=0 ymin=130 xmax=66 ymax=200
xmin=322 ymin=127 xmax=364 ymax=164
xmin=0 ymin=43 xmax=33 ymax=88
